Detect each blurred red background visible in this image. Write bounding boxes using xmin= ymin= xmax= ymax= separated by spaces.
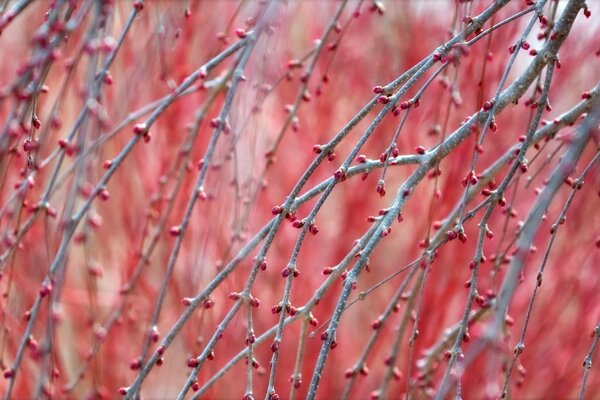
xmin=0 ymin=0 xmax=599 ymax=399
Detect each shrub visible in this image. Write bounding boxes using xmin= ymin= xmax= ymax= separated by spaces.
xmin=0 ymin=0 xmax=599 ymax=399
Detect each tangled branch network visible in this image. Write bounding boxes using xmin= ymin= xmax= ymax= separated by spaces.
xmin=0 ymin=0 xmax=599 ymax=399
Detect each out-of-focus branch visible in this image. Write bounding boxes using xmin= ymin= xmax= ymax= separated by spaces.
xmin=493 ymin=103 xmax=600 ymax=335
